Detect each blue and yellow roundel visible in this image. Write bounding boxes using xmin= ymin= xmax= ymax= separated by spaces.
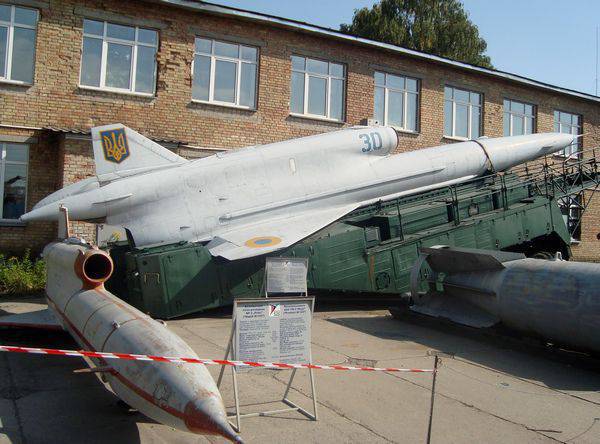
xmin=100 ymin=128 xmax=130 ymax=164
xmin=245 ymin=236 xmax=282 ymax=248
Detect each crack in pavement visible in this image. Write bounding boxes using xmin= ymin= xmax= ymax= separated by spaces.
xmin=453 ymin=356 xmax=600 ymax=407
xmin=384 ymin=368 xmax=565 ymax=443
xmin=311 ymin=341 xmax=349 ymax=358
xmin=2 ymin=353 xmax=26 ymax=444
xmin=175 ymin=320 xmax=589 ymax=443
xmin=177 ymin=325 xmax=394 ymax=440
xmin=269 ymin=370 xmax=396 ymax=443
xmin=177 ymin=324 xmax=228 ymax=351
xmin=565 ymin=417 xmax=600 ymax=442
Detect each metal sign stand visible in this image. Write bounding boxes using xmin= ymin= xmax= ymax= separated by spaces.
xmin=217 ymin=258 xmax=317 ymax=432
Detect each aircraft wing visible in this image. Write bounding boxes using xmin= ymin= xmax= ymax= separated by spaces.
xmin=207 ymin=204 xmax=358 ymax=260
xmin=0 ymin=308 xmax=63 ymax=331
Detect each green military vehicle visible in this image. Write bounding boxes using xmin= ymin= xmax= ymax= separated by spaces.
xmin=107 ymin=155 xmax=599 ymax=319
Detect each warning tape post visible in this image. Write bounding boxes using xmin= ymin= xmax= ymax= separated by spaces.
xmin=0 ymin=345 xmax=434 ymax=373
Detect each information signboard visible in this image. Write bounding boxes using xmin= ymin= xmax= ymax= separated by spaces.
xmin=233 ymin=297 xmax=313 ymax=365
xmin=265 ymin=258 xmax=308 ymax=295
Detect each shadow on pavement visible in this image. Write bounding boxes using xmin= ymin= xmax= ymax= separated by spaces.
xmin=327 ymin=311 xmax=600 ymax=392
xmin=0 ymin=329 xmax=151 ymax=444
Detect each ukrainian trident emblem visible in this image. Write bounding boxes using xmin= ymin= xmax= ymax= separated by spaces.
xmin=100 ymin=128 xmax=130 ymax=164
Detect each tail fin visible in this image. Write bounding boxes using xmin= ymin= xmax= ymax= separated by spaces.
xmin=91 ymin=124 xmax=188 ymax=181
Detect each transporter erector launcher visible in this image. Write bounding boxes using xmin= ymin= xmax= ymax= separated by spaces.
xmin=21 ymin=124 xmax=575 ymax=260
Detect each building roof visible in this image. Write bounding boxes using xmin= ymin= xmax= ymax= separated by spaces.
xmin=154 ymin=0 xmax=600 ymax=105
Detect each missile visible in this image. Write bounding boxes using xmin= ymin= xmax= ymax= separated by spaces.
xmin=403 ymin=246 xmax=600 ymax=353
xmin=39 ymin=239 xmax=241 ymax=442
xmin=21 ymin=124 xmax=575 ymax=261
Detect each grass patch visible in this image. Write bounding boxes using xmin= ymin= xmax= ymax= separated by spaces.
xmin=0 ymin=250 xmax=45 ymax=295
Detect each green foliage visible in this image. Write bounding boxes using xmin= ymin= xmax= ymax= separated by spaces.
xmin=340 ymin=0 xmax=493 ymax=68
xmin=0 ymin=250 xmax=46 ymax=295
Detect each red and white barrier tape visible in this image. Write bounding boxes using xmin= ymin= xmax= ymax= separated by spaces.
xmin=0 ymin=345 xmax=434 ymax=373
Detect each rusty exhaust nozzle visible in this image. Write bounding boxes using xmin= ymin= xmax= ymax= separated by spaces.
xmin=74 ymin=248 xmax=114 ymax=288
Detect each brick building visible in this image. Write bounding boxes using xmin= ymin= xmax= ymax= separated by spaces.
xmin=1 ymin=0 xmax=599 ymax=259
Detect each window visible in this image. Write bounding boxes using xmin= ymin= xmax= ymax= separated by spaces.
xmin=80 ymin=19 xmax=158 ymax=94
xmin=444 ymin=86 xmax=482 ymax=139
xmin=503 ymin=99 xmax=535 ymax=136
xmin=192 ymin=38 xmax=258 ymax=109
xmin=554 ymin=110 xmax=582 ymax=157
xmin=290 ymin=55 xmax=345 ymax=121
xmin=0 ymin=142 xmax=28 ymax=220
xmin=0 ymin=4 xmax=38 ymax=84
xmin=374 ymin=72 xmax=418 ymax=132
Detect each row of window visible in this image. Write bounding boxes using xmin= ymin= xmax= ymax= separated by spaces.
xmin=1 ymin=5 xmax=584 ymax=155
xmin=1 ymin=5 xmax=588 ymax=222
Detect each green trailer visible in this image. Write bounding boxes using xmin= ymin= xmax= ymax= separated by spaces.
xmin=106 ymin=156 xmax=600 ymax=319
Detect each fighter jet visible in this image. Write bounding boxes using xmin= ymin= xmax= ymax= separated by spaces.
xmin=21 ymin=124 xmax=575 ymax=259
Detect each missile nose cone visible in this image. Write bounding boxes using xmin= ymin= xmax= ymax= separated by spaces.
xmin=183 ymin=397 xmax=242 ymax=443
xmin=542 ymin=132 xmax=576 ymax=155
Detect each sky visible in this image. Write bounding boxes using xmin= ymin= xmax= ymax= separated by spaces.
xmin=212 ymin=0 xmax=600 ymax=96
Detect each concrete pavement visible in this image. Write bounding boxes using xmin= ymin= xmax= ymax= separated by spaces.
xmin=0 ymin=296 xmax=599 ymax=443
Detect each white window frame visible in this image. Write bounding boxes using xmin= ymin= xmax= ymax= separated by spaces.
xmin=191 ymin=38 xmax=258 ymax=109
xmin=374 ymin=71 xmax=419 ymax=132
xmin=503 ymin=99 xmax=536 ymax=136
xmin=0 ymin=4 xmax=38 ymax=85
xmin=291 ymin=55 xmax=346 ymax=121
xmin=554 ymin=110 xmax=582 ymax=158
xmin=79 ymin=20 xmax=158 ymax=96
xmin=0 ymin=142 xmax=28 ymax=221
xmin=444 ymin=86 xmax=482 ymax=140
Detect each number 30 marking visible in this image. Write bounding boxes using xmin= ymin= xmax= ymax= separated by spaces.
xmin=360 ymin=132 xmax=383 ymax=153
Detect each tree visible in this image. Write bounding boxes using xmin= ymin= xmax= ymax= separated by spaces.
xmin=340 ymin=0 xmax=492 ymax=68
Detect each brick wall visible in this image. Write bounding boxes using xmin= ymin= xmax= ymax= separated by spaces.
xmin=59 ymin=136 xmax=96 ymax=241
xmin=572 ymin=189 xmax=600 ymax=262
xmin=0 ymin=129 xmax=58 ymax=254
xmin=1 ymin=0 xmax=599 ymax=258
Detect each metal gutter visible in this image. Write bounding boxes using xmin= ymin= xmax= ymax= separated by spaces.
xmin=154 ymin=0 xmax=600 ymax=105
xmin=0 ymin=123 xmax=43 ymax=130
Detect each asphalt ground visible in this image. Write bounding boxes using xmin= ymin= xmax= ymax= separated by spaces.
xmin=0 ymin=296 xmax=599 ymax=444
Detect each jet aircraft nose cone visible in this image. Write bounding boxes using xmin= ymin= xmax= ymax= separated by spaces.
xmin=183 ymin=396 xmax=242 ymax=442
xmin=20 ymin=204 xmax=59 ymax=222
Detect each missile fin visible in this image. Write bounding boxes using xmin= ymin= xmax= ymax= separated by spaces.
xmin=91 ymin=193 xmax=133 ymax=205
xmin=73 ymin=366 xmax=113 ymax=374
xmin=421 ymin=246 xmax=525 ymax=273
xmin=91 ymin=124 xmax=188 ymax=181
xmin=410 ymin=296 xmax=500 ymax=328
